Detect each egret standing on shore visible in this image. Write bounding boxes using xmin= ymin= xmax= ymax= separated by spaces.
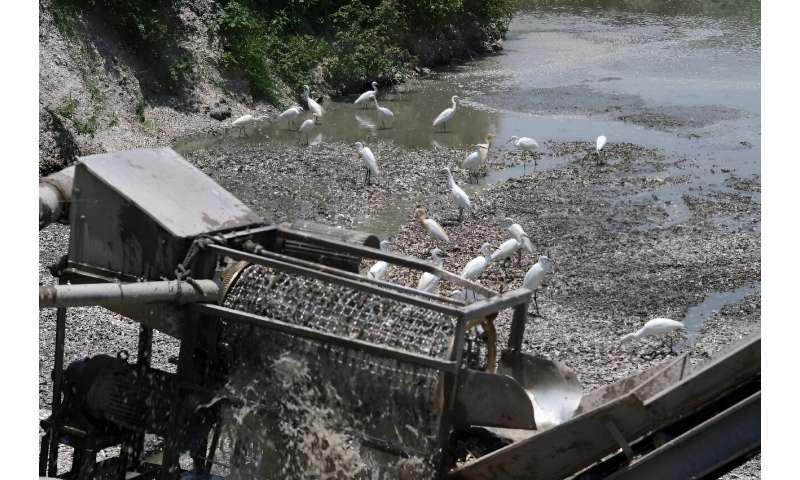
xmin=298 ymin=114 xmax=318 ymax=145
xmin=505 ymin=217 xmax=535 ymax=260
xmin=367 ymin=240 xmax=392 ymax=281
xmin=506 ymin=136 xmax=540 ymax=172
xmin=373 ymin=97 xmax=394 ymax=129
xmin=461 ymin=243 xmax=494 ymax=302
xmin=596 ymin=135 xmax=608 ymax=166
xmin=303 ymin=84 xmax=325 ymax=118
xmin=445 ymin=167 xmax=471 ymax=221
xmin=461 ymin=148 xmax=482 ymax=183
xmin=433 ymin=95 xmax=460 ymax=133
xmin=620 ymin=318 xmax=685 ymax=349
xmin=523 ymin=255 xmax=555 ymax=316
xmin=417 ymin=248 xmax=446 ymax=293
xmin=477 ymin=133 xmax=496 ymax=165
xmin=355 ymin=141 xmax=379 ymax=185
xmin=277 ymin=105 xmax=304 ymax=129
xmin=354 ymin=81 xmax=379 ymax=108
xmin=491 ymin=238 xmax=522 ymax=264
xmin=415 ymin=208 xmax=450 ymax=243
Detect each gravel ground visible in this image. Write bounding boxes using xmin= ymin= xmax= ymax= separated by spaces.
xmin=39 ymin=136 xmax=760 ymax=477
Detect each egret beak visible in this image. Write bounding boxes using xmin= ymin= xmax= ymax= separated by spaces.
xmin=505 ymin=138 xmax=514 ymax=144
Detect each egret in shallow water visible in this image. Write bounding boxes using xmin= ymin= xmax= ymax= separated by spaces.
xmin=372 ymin=97 xmax=394 ymax=129
xmin=444 ymin=167 xmax=471 ymax=221
xmin=276 ymin=105 xmax=304 ymax=129
xmin=596 ymin=135 xmax=607 ymax=166
xmin=506 ymin=136 xmax=540 ymax=172
xmin=367 ymin=240 xmax=391 ymax=281
xmin=354 ymin=81 xmax=379 ymax=108
xmin=231 ymin=113 xmax=267 ymax=136
xmin=433 ymin=95 xmax=460 ymax=132
xmin=620 ymin=318 xmax=685 ymax=349
xmin=415 ymin=208 xmax=449 ymax=243
xmin=461 ymin=243 xmax=494 ymax=301
xmin=298 ymin=114 xmax=318 ymax=145
xmin=523 ymin=255 xmax=555 ymax=316
xmin=303 ymin=84 xmax=325 ymax=118
xmin=355 ymin=141 xmax=379 ymax=185
xmin=505 ymin=218 xmax=535 ymax=258
xmin=417 ymin=248 xmax=446 ymax=293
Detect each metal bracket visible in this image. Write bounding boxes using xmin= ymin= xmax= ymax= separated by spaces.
xmin=605 ymin=420 xmax=634 ymax=461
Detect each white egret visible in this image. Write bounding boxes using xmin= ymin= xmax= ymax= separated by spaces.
xmin=477 ymin=133 xmax=496 ymax=164
xmin=506 ymin=136 xmax=540 ymax=172
xmin=354 ymin=81 xmax=379 ymax=108
xmin=231 ymin=113 xmax=267 ymax=136
xmin=277 ymin=105 xmax=304 ymax=129
xmin=461 ymin=148 xmax=482 ymax=183
xmin=367 ymin=240 xmax=391 ymax=281
xmin=298 ymin=114 xmax=318 ymax=145
xmin=303 ymin=84 xmax=325 ymax=118
xmin=596 ymin=135 xmax=608 ymax=165
xmin=461 ymin=243 xmax=494 ymax=302
xmin=372 ymin=97 xmax=394 ymax=129
xmin=417 ymin=248 xmax=446 ymax=293
xmin=354 ymin=141 xmax=379 ymax=185
xmin=491 ymin=238 xmax=521 ymax=264
xmin=505 ymin=217 xmax=534 ymax=256
xmin=444 ymin=167 xmax=471 ymax=221
xmin=620 ymin=318 xmax=685 ymax=348
xmin=523 ymin=255 xmax=555 ymax=316
xmin=432 ymin=95 xmax=460 ymax=132
xmin=415 ymin=208 xmax=449 ymax=243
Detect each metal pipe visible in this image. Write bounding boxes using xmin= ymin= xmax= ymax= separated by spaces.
xmin=39 ymin=166 xmax=75 ymax=229
xmin=39 ymin=280 xmax=220 ymax=309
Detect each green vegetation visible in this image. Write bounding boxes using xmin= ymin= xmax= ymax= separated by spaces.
xmin=73 ymin=114 xmax=99 ymax=135
xmin=54 ymin=97 xmax=79 ymax=119
xmin=49 ymin=0 xmax=516 ymax=104
xmin=217 ymin=0 xmax=516 ymax=101
xmin=52 ymin=0 xmax=195 ymax=93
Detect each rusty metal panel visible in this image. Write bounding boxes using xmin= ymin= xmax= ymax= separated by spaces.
xmin=449 ymin=393 xmax=652 ymax=480
xmin=576 ymin=354 xmax=690 ymax=415
xmin=644 ymin=334 xmax=760 ymax=421
xmin=607 ymin=392 xmax=760 ymax=480
xmin=77 ymin=148 xmax=262 ymax=238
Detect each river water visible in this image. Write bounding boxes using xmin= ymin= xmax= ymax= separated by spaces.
xmin=179 ymin=0 xmax=760 ymax=174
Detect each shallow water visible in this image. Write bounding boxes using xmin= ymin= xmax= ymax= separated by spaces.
xmin=678 ymin=282 xmax=759 ymax=350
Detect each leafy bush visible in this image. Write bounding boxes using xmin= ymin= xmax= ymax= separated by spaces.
xmin=54 ymin=97 xmax=79 ymax=119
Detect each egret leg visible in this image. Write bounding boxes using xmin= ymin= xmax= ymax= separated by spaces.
xmin=533 ymin=291 xmax=541 ymax=317
xmin=366 ymin=168 xmax=371 ymax=186
xmin=516 ymin=249 xmax=522 ymax=266
xmin=458 ymin=207 xmax=463 ymax=222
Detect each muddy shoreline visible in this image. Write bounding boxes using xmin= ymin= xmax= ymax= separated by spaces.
xmin=39 ymin=132 xmax=760 ymax=476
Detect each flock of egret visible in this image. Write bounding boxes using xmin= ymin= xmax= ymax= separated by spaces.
xmin=230 ymin=82 xmax=683 ymax=346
